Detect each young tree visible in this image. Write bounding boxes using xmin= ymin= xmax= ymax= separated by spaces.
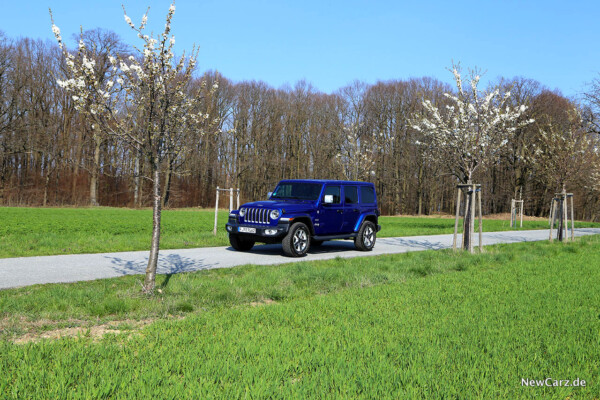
xmin=413 ymin=64 xmax=533 ymax=250
xmin=530 ymin=93 xmax=595 ymax=193
xmin=51 ymin=3 xmax=217 ymax=292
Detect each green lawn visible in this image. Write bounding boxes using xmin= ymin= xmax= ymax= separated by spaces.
xmin=1 ymin=237 xmax=599 ymax=398
xmin=1 ymin=206 xmax=598 ymax=258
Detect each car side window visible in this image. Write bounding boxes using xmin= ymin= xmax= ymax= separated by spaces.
xmin=344 ymin=186 xmax=358 ymax=204
xmin=323 ymin=186 xmax=341 ymax=204
xmin=360 ymin=186 xmax=375 ymax=204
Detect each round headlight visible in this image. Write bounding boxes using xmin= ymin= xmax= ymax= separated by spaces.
xmin=239 ymin=208 xmax=246 ymax=217
xmin=269 ymin=209 xmax=280 ymax=220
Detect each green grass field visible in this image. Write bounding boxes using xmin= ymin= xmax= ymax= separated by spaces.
xmin=1 ymin=237 xmax=599 ymax=398
xmin=1 ymin=206 xmax=598 ymax=258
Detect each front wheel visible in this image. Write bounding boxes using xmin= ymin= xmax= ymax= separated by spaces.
xmin=282 ymin=222 xmax=310 ymax=257
xmin=229 ymin=234 xmax=255 ymax=251
xmin=355 ymin=221 xmax=376 ymax=251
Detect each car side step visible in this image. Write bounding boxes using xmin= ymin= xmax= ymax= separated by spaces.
xmin=312 ymin=233 xmax=357 ymax=241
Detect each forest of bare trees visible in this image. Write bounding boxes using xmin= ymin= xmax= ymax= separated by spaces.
xmin=1 ymin=29 xmax=599 ymax=220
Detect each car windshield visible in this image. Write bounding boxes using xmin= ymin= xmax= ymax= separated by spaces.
xmin=271 ymin=182 xmax=322 ymax=200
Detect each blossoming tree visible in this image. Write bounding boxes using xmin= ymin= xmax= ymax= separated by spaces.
xmin=413 ymin=64 xmax=533 ymax=250
xmin=51 ymin=3 xmax=217 ymax=292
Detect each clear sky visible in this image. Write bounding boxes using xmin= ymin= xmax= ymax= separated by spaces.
xmin=2 ymin=0 xmax=598 ymax=97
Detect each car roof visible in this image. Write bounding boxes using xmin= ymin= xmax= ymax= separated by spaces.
xmin=278 ymin=179 xmax=374 ymax=185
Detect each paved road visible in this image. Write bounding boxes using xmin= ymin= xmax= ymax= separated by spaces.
xmin=1 ymin=228 xmax=599 ymax=289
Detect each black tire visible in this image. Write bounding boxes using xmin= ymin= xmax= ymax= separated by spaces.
xmin=355 ymin=221 xmax=376 ymax=251
xmin=282 ymin=222 xmax=311 ymax=257
xmin=229 ymin=233 xmax=255 ymax=251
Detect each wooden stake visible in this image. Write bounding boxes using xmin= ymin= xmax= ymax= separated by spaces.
xmin=213 ymin=186 xmax=220 ymax=236
xmin=570 ymin=195 xmax=575 ymax=241
xmin=563 ymin=194 xmax=568 ymax=242
xmin=478 ymin=188 xmax=483 ymax=252
xmin=549 ymin=198 xmax=556 ymax=242
xmin=236 ymin=189 xmax=240 ymax=210
xmin=519 ymin=200 xmax=523 ymax=228
xmin=462 ymin=189 xmax=470 ymax=250
xmin=453 ymin=188 xmax=461 ymax=251
xmin=510 ymin=199 xmax=515 ymax=228
xmin=549 ymin=200 xmax=554 ymax=227
xmin=469 ymin=185 xmax=475 ymax=254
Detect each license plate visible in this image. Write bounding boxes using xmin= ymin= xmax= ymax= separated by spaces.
xmin=238 ymin=227 xmax=256 ymax=234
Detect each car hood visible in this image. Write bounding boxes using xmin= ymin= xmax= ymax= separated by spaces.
xmin=241 ymin=200 xmax=316 ymax=213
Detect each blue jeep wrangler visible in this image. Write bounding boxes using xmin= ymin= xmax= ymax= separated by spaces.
xmin=226 ymin=179 xmax=381 ymax=257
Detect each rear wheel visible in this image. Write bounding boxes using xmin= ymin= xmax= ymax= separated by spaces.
xmin=282 ymin=222 xmax=310 ymax=257
xmin=229 ymin=234 xmax=255 ymax=251
xmin=355 ymin=221 xmax=376 ymax=251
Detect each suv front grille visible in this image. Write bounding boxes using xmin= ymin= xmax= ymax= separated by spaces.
xmin=244 ymin=208 xmax=271 ymax=224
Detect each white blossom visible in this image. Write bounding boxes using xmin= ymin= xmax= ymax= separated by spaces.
xmin=413 ymin=64 xmax=533 ymax=183
xmin=124 ymin=14 xmax=135 ymax=28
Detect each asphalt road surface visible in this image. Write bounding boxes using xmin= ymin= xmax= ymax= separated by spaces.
xmin=1 ymin=228 xmax=599 ymax=289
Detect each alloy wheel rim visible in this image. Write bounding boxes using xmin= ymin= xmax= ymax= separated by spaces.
xmin=293 ymin=228 xmax=308 ymax=253
xmin=364 ymin=226 xmax=374 ymax=247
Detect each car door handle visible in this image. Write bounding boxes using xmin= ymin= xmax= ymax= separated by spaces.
xmin=353 ymin=209 xmax=359 ymax=212
xmin=337 ymin=210 xmax=344 ymax=214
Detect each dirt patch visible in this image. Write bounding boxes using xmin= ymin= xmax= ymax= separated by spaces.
xmin=391 ymin=213 xmax=455 ymax=218
xmin=390 ymin=212 xmax=547 ymax=222
xmin=484 ymin=213 xmax=547 ymax=221
xmin=249 ymin=298 xmax=277 ymax=307
xmin=9 ymin=319 xmax=154 ymax=344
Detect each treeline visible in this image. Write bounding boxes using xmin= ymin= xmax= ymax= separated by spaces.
xmin=1 ymin=30 xmax=599 ymax=219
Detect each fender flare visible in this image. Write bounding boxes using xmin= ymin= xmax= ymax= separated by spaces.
xmin=353 ymin=213 xmax=378 ymax=233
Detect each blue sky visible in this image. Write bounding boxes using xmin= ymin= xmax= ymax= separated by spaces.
xmin=2 ymin=1 xmax=598 ymax=96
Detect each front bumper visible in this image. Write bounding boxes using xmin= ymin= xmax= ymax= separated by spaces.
xmin=225 ymin=219 xmax=290 ymax=240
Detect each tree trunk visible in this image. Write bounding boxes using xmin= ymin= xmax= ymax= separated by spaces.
xmin=144 ymin=162 xmax=162 ymax=293
xmin=71 ymin=133 xmax=82 ymax=204
xmin=417 ymin=164 xmax=423 ymax=215
xmin=90 ymin=135 xmax=101 ymax=206
xmin=462 ymin=188 xmax=472 ymax=251
xmin=133 ymin=150 xmax=140 ymax=208
xmin=43 ymin=172 xmax=51 ymax=207
xmin=162 ymin=159 xmax=173 ymax=209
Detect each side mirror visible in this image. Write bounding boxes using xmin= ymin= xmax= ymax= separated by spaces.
xmin=323 ymin=195 xmax=334 ymax=204
xmin=267 ymin=192 xmax=273 ymax=199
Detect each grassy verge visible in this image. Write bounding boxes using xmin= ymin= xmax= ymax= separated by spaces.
xmin=1 ymin=206 xmax=599 ymax=258
xmin=1 ymin=237 xmax=599 ymax=398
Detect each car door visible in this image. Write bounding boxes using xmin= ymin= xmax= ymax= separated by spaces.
xmin=342 ymin=185 xmax=360 ymax=233
xmin=317 ymin=185 xmax=344 ymax=235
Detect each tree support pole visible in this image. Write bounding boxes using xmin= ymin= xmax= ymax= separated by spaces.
xmin=469 ymin=185 xmax=475 ymax=254
xmin=570 ymin=195 xmax=575 ymax=241
xmin=563 ymin=192 xmax=569 ymax=242
xmin=478 ymin=188 xmax=483 ymax=252
xmin=520 ymin=199 xmax=524 ymax=228
xmin=213 ymin=186 xmax=220 ymax=236
xmin=549 ymin=198 xmax=556 ymax=242
xmin=453 ymin=188 xmax=461 ymax=251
